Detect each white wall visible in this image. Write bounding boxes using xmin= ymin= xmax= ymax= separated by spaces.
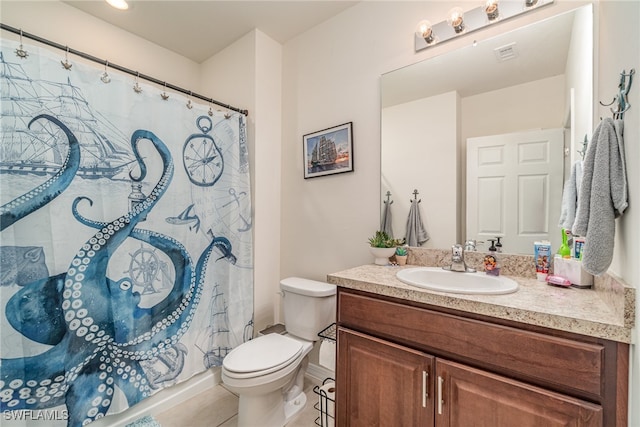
xmin=382 ymin=92 xmax=459 ymax=248
xmin=200 ymin=29 xmax=283 ymax=333
xmin=461 ymin=75 xmax=565 ymax=138
xmin=565 ymin=4 xmax=594 ymax=158
xmin=252 ymin=31 xmax=283 ymax=328
xmin=597 ymin=2 xmax=639 ymax=425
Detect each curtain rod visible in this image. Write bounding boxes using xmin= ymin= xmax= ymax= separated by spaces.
xmin=0 ymin=23 xmax=249 ymax=116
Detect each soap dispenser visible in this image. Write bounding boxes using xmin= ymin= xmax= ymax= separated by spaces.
xmin=495 ymin=237 xmax=503 ymax=253
xmin=483 ymin=239 xmax=500 ymax=276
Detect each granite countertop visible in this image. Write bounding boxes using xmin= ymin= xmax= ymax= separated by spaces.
xmin=327 ymin=264 xmax=635 ymax=343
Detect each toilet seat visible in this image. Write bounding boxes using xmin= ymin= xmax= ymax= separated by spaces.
xmin=223 ymin=334 xmax=303 ymax=379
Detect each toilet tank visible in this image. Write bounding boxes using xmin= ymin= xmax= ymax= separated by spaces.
xmin=280 ymin=277 xmax=336 ymax=341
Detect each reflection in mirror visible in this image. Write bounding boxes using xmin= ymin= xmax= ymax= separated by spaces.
xmin=381 ymin=5 xmax=593 ymax=254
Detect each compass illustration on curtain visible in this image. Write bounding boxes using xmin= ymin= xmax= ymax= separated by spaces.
xmin=182 ymin=116 xmax=224 ymax=186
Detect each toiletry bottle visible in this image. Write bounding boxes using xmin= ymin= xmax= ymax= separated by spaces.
xmin=483 ymin=239 xmax=500 ymax=276
xmin=495 ymin=237 xmax=503 ymax=253
xmin=534 ymin=241 xmax=551 ymax=281
xmin=558 ymin=229 xmax=571 ymax=259
xmin=574 ymin=237 xmax=585 ymax=260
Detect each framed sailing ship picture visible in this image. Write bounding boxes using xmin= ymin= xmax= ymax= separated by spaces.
xmin=303 ymin=122 xmax=354 ymax=179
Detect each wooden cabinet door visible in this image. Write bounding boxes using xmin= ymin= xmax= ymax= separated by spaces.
xmin=435 ymin=359 xmax=602 ymax=427
xmin=337 ymin=327 xmax=435 ymax=427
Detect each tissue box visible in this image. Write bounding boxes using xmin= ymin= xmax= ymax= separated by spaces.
xmin=553 ymin=257 xmax=593 ymax=288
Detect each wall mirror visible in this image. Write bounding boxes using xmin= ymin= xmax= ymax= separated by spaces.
xmin=381 ymin=4 xmax=593 ymax=254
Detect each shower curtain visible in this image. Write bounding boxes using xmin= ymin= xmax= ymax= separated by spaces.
xmin=0 ymin=40 xmax=253 ymax=426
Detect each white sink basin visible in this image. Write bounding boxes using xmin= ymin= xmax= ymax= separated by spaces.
xmin=396 ymin=267 xmax=518 ymax=295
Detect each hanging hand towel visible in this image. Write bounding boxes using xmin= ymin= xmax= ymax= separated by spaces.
xmin=572 ymin=118 xmax=628 ymax=275
xmin=381 ymin=200 xmax=394 ymax=239
xmin=405 ymin=199 xmax=429 ymax=247
xmin=558 ymin=160 xmax=583 ymax=232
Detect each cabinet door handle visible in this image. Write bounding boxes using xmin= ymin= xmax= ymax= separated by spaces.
xmin=437 ymin=376 xmax=444 ymax=415
xmin=422 ymin=370 xmax=429 ymax=407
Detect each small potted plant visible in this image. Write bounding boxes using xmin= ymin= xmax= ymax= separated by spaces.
xmin=394 ymin=246 xmax=408 ymax=266
xmin=368 ymin=231 xmax=397 ymax=265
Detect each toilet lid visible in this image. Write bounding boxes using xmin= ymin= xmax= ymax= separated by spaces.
xmin=223 ymin=334 xmax=303 ymax=375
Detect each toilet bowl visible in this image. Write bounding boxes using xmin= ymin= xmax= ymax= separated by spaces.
xmin=222 ymin=333 xmax=313 ymax=426
xmin=221 ymin=277 xmax=336 ymax=427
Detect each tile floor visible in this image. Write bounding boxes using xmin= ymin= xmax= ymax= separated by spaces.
xmin=154 ymin=376 xmax=323 ymax=427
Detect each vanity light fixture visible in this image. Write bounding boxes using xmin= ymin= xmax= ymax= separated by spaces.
xmin=485 ymin=0 xmax=500 ymax=21
xmin=415 ymin=20 xmax=435 ymax=44
xmin=415 ymin=0 xmax=553 ymax=52
xmin=447 ymin=7 xmax=466 ymax=33
xmin=105 ymin=0 xmax=129 ymax=10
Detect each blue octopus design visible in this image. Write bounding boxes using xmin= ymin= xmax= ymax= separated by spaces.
xmin=0 ymin=114 xmax=81 ymax=231
xmin=1 ymin=130 xmax=224 ymax=426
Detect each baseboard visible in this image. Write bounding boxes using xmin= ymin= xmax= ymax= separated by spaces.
xmin=306 ymin=363 xmax=335 ymax=383
xmin=90 ymin=368 xmax=221 ymax=427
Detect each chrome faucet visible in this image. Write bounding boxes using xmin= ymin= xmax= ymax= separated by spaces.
xmin=443 ymin=244 xmax=476 ymax=273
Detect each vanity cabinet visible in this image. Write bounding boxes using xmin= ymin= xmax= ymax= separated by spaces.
xmin=336 ymin=288 xmax=628 ymax=426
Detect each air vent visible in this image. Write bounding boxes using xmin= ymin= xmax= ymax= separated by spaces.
xmin=494 ymin=42 xmax=518 ymax=62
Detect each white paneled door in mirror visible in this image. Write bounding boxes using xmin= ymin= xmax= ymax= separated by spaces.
xmin=467 ymin=129 xmax=564 ymax=254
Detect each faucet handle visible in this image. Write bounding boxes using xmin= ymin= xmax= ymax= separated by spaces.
xmin=464 ymin=239 xmax=476 ymax=251
xmin=452 ymin=244 xmax=464 ymax=261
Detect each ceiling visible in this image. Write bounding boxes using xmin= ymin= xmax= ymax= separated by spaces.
xmin=63 ymin=1 xmax=359 ymax=63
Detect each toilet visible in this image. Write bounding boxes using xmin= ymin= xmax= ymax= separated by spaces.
xmin=222 ymin=277 xmax=336 ymax=427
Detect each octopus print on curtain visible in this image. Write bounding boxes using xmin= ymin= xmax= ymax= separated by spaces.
xmin=0 ymin=40 xmax=253 ymax=426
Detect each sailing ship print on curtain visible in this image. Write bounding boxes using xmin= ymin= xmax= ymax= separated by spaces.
xmin=0 ymin=40 xmax=253 ymax=426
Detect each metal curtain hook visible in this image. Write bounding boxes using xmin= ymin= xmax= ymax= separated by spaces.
xmin=15 ymin=29 xmax=28 ymax=59
xmin=133 ymin=71 xmax=142 ymax=93
xmin=101 ymin=60 xmax=111 ymax=83
xmin=61 ymin=46 xmax=72 ymax=69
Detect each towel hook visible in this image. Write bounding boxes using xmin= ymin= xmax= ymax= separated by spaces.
xmin=384 ymin=191 xmax=394 ymax=205
xmin=411 ymin=189 xmax=421 ymax=203
xmin=577 ymin=134 xmax=588 ymax=160
xmin=600 ymin=68 xmax=635 ymax=120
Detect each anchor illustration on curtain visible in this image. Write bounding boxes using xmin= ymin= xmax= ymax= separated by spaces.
xmin=0 ymin=40 xmax=253 ymax=426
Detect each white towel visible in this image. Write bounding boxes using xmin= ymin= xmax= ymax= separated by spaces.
xmin=572 ymin=118 xmax=627 ymax=275
xmin=559 ymin=160 xmax=583 ymax=232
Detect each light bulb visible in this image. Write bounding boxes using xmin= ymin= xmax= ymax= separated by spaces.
xmin=105 ymin=0 xmax=129 ymax=10
xmin=447 ymin=7 xmax=465 ymax=33
xmin=485 ymin=0 xmax=499 ymax=20
xmin=415 ymin=20 xmax=434 ymax=44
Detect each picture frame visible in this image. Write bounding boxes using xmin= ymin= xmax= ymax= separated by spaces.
xmin=303 ymin=122 xmax=354 ymax=179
